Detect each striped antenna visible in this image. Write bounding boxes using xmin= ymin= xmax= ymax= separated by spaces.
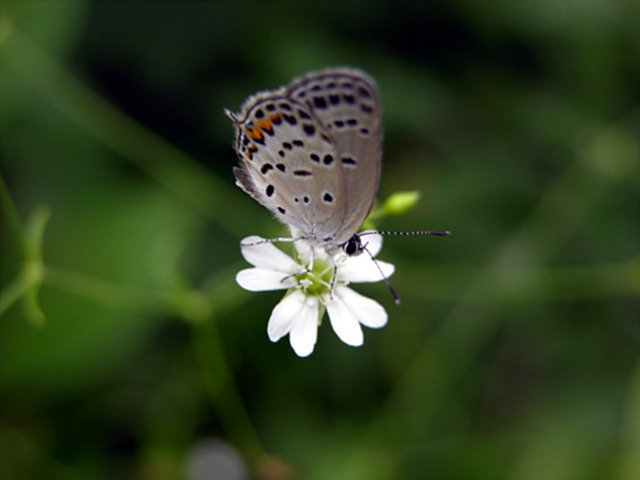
xmin=360 ymin=230 xmax=451 ymax=237
xmin=357 ymin=230 xmax=450 ymax=305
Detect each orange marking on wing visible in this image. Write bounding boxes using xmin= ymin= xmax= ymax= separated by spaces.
xmin=243 ymin=144 xmax=258 ymax=160
xmin=242 ymin=125 xmax=264 ymax=142
xmin=257 ymin=118 xmax=273 ymax=134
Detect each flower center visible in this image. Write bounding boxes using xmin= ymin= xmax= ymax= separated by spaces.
xmin=295 ymin=256 xmax=338 ymax=297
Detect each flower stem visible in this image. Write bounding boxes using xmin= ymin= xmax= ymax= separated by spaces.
xmin=193 ymin=320 xmax=266 ymax=463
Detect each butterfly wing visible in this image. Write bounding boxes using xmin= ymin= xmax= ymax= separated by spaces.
xmin=229 ymin=91 xmax=348 ymax=246
xmin=229 ymin=68 xmax=381 ymax=248
xmin=286 ymin=68 xmax=381 ymax=245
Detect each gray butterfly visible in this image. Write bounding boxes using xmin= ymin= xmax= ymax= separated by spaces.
xmin=226 ymin=68 xmax=381 ymax=256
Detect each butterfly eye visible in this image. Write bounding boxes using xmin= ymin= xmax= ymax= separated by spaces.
xmin=343 ymin=235 xmax=363 ymax=256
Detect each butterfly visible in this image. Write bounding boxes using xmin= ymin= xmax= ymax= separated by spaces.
xmin=226 ymin=68 xmax=381 ymax=258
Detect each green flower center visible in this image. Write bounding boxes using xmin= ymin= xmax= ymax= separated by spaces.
xmin=295 ymin=256 xmax=337 ymax=297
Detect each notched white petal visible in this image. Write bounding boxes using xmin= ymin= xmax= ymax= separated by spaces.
xmin=326 ymin=291 xmax=364 ymax=347
xmin=289 ymin=296 xmax=319 ymax=357
xmin=336 ymin=287 xmax=388 ymax=329
xmin=236 ymin=269 xmax=295 ymax=291
xmin=267 ymin=290 xmax=307 ymax=342
xmin=240 ymin=236 xmax=299 ymax=271
xmin=338 ymin=257 xmax=395 ymax=283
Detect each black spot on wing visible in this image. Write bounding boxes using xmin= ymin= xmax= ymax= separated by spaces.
xmin=313 ymin=96 xmax=327 ymax=109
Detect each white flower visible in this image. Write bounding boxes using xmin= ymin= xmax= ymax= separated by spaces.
xmin=236 ymin=232 xmax=395 ymax=357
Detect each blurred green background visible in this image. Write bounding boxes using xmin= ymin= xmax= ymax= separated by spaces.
xmin=1 ymin=2 xmax=638 ymax=479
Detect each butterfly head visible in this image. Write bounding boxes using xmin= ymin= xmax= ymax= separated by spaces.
xmin=342 ymin=234 xmax=366 ymax=256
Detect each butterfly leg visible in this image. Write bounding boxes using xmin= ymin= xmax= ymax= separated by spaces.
xmin=279 ymin=245 xmax=314 ymax=284
xmin=239 ymin=237 xmax=295 ymax=248
xmin=327 ymin=253 xmax=339 ymax=300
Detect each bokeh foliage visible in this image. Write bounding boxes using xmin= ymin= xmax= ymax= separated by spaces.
xmin=1 ymin=2 xmax=638 ymax=479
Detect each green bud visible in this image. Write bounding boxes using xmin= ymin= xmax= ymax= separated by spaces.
xmin=382 ymin=191 xmax=421 ymax=216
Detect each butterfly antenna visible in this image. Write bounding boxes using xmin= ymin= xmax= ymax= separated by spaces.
xmin=361 ymin=243 xmax=401 ymax=306
xmin=361 ymin=230 xmax=451 ymax=237
xmin=358 ymin=230 xmax=451 ymax=305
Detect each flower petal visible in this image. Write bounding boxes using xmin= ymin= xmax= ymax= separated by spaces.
xmin=236 ymin=268 xmax=296 ymax=291
xmin=326 ymin=289 xmax=364 ymax=347
xmin=293 ymin=238 xmax=313 ymax=264
xmin=267 ymin=290 xmax=307 ymax=342
xmin=240 ymin=236 xmax=299 ymax=271
xmin=289 ymin=296 xmax=319 ymax=357
xmin=358 ymin=231 xmax=383 ymax=256
xmin=334 ymin=286 xmax=388 ymax=329
xmin=337 ymin=256 xmax=395 ymax=283
xmin=266 ymin=291 xmax=319 ymax=357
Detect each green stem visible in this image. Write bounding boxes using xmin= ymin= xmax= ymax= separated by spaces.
xmin=0 ymin=269 xmax=34 ymax=318
xmin=193 ymin=320 xmax=265 ymax=463
xmin=0 ymin=175 xmax=50 ymax=324
xmin=43 ymin=266 xmax=168 ymax=311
